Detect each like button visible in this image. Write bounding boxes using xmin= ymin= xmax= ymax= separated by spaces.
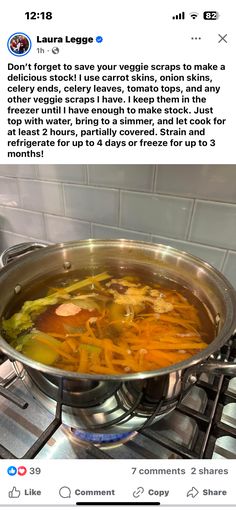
xmin=8 ymin=487 xmax=21 ymax=498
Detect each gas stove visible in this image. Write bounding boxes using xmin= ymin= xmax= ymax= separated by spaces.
xmin=0 ymin=339 xmax=236 ymax=460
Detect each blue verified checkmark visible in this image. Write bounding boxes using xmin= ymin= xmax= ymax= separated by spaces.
xmin=96 ymin=36 xmax=103 ymax=43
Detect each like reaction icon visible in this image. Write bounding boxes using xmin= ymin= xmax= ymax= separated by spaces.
xmin=7 ymin=466 xmax=17 ymax=476
xmin=8 ymin=487 xmax=21 ymax=498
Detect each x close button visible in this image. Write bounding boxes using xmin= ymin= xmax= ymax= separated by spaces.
xmin=218 ymin=34 xmax=228 ymax=43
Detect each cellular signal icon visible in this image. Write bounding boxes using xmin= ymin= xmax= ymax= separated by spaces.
xmin=172 ymin=11 xmax=185 ymax=20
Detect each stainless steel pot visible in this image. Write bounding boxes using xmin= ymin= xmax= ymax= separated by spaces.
xmin=0 ymin=239 xmax=236 ymax=434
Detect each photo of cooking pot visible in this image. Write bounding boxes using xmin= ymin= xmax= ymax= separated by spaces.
xmin=0 ymin=163 xmax=236 ymax=460
xmin=0 ymin=240 xmax=235 ymax=437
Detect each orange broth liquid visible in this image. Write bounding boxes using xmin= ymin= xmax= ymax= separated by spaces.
xmin=5 ymin=267 xmax=216 ymax=375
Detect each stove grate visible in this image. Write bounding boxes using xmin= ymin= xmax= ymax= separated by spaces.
xmin=0 ymin=378 xmax=63 ymax=459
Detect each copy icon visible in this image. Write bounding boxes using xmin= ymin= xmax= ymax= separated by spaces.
xmin=133 ymin=487 xmax=144 ymax=498
xmin=8 ymin=487 xmax=21 ymax=498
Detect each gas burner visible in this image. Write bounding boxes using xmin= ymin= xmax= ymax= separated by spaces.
xmin=65 ymin=427 xmax=137 ymax=448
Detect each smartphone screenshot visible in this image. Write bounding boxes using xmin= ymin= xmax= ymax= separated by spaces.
xmin=0 ymin=1 xmax=235 ymax=508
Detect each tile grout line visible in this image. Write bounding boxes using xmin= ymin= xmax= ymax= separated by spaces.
xmin=220 ymin=250 xmax=229 ymax=272
xmin=186 ymin=199 xmax=196 ymax=240
xmin=34 ymin=164 xmax=39 ymax=178
xmin=61 ymin=183 xmax=66 ymax=216
xmin=15 ymin=176 xmax=23 ymax=208
xmin=85 ymin=164 xmax=89 ymax=185
xmin=153 ymin=165 xmax=159 ymax=192
xmin=42 ymin=212 xmax=48 ymax=242
xmin=118 ymin=189 xmax=122 ymax=227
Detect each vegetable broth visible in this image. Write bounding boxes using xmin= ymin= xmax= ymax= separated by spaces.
xmin=1 ymin=267 xmax=216 ymax=375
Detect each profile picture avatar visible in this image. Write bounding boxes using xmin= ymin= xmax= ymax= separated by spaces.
xmin=7 ymin=32 xmax=31 ymax=56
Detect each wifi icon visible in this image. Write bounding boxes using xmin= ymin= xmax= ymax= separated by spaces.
xmin=190 ymin=12 xmax=199 ymax=19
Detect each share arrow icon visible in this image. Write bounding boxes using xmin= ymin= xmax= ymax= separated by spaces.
xmin=187 ymin=487 xmax=199 ymax=498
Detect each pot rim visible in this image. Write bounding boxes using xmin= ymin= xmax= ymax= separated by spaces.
xmin=0 ymin=239 xmax=236 ymax=381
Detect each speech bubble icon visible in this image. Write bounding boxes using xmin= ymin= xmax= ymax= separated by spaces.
xmin=59 ymin=486 xmax=71 ymax=498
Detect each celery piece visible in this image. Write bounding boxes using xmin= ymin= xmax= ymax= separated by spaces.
xmin=2 ymin=295 xmax=59 ymax=341
xmin=2 ymin=312 xmax=33 ymax=340
xmin=52 ymin=272 xmax=110 ymax=297
xmin=21 ymin=295 xmax=59 ymax=315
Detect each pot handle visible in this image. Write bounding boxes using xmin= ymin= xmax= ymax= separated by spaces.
xmin=0 ymin=242 xmax=49 ymax=268
xmin=197 ymin=359 xmax=236 ymax=375
xmin=183 ymin=357 xmax=236 ymax=388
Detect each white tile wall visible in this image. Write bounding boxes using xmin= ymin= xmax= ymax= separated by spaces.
xmin=91 ymin=224 xmax=151 ymax=241
xmin=222 ymin=252 xmax=236 ymax=288
xmin=18 ymin=179 xmax=64 ymax=215
xmin=88 ymin=165 xmax=155 ymax=191
xmin=120 ymin=191 xmax=193 ymax=238
xmin=64 ymin=184 xmax=119 ymax=225
xmin=45 ymin=214 xmax=91 ymax=243
xmin=189 ymin=201 xmax=236 ymax=250
xmin=0 ymin=165 xmax=37 ymax=179
xmin=0 ymin=206 xmax=45 ymax=239
xmin=0 ymin=164 xmax=235 ymax=288
xmin=37 ymin=165 xmax=87 ymax=183
xmin=156 ymin=165 xmax=236 ymax=202
xmin=0 ymin=177 xmax=20 ymax=207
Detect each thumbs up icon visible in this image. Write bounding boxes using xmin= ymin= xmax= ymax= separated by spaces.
xmin=8 ymin=487 xmax=21 ymax=498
